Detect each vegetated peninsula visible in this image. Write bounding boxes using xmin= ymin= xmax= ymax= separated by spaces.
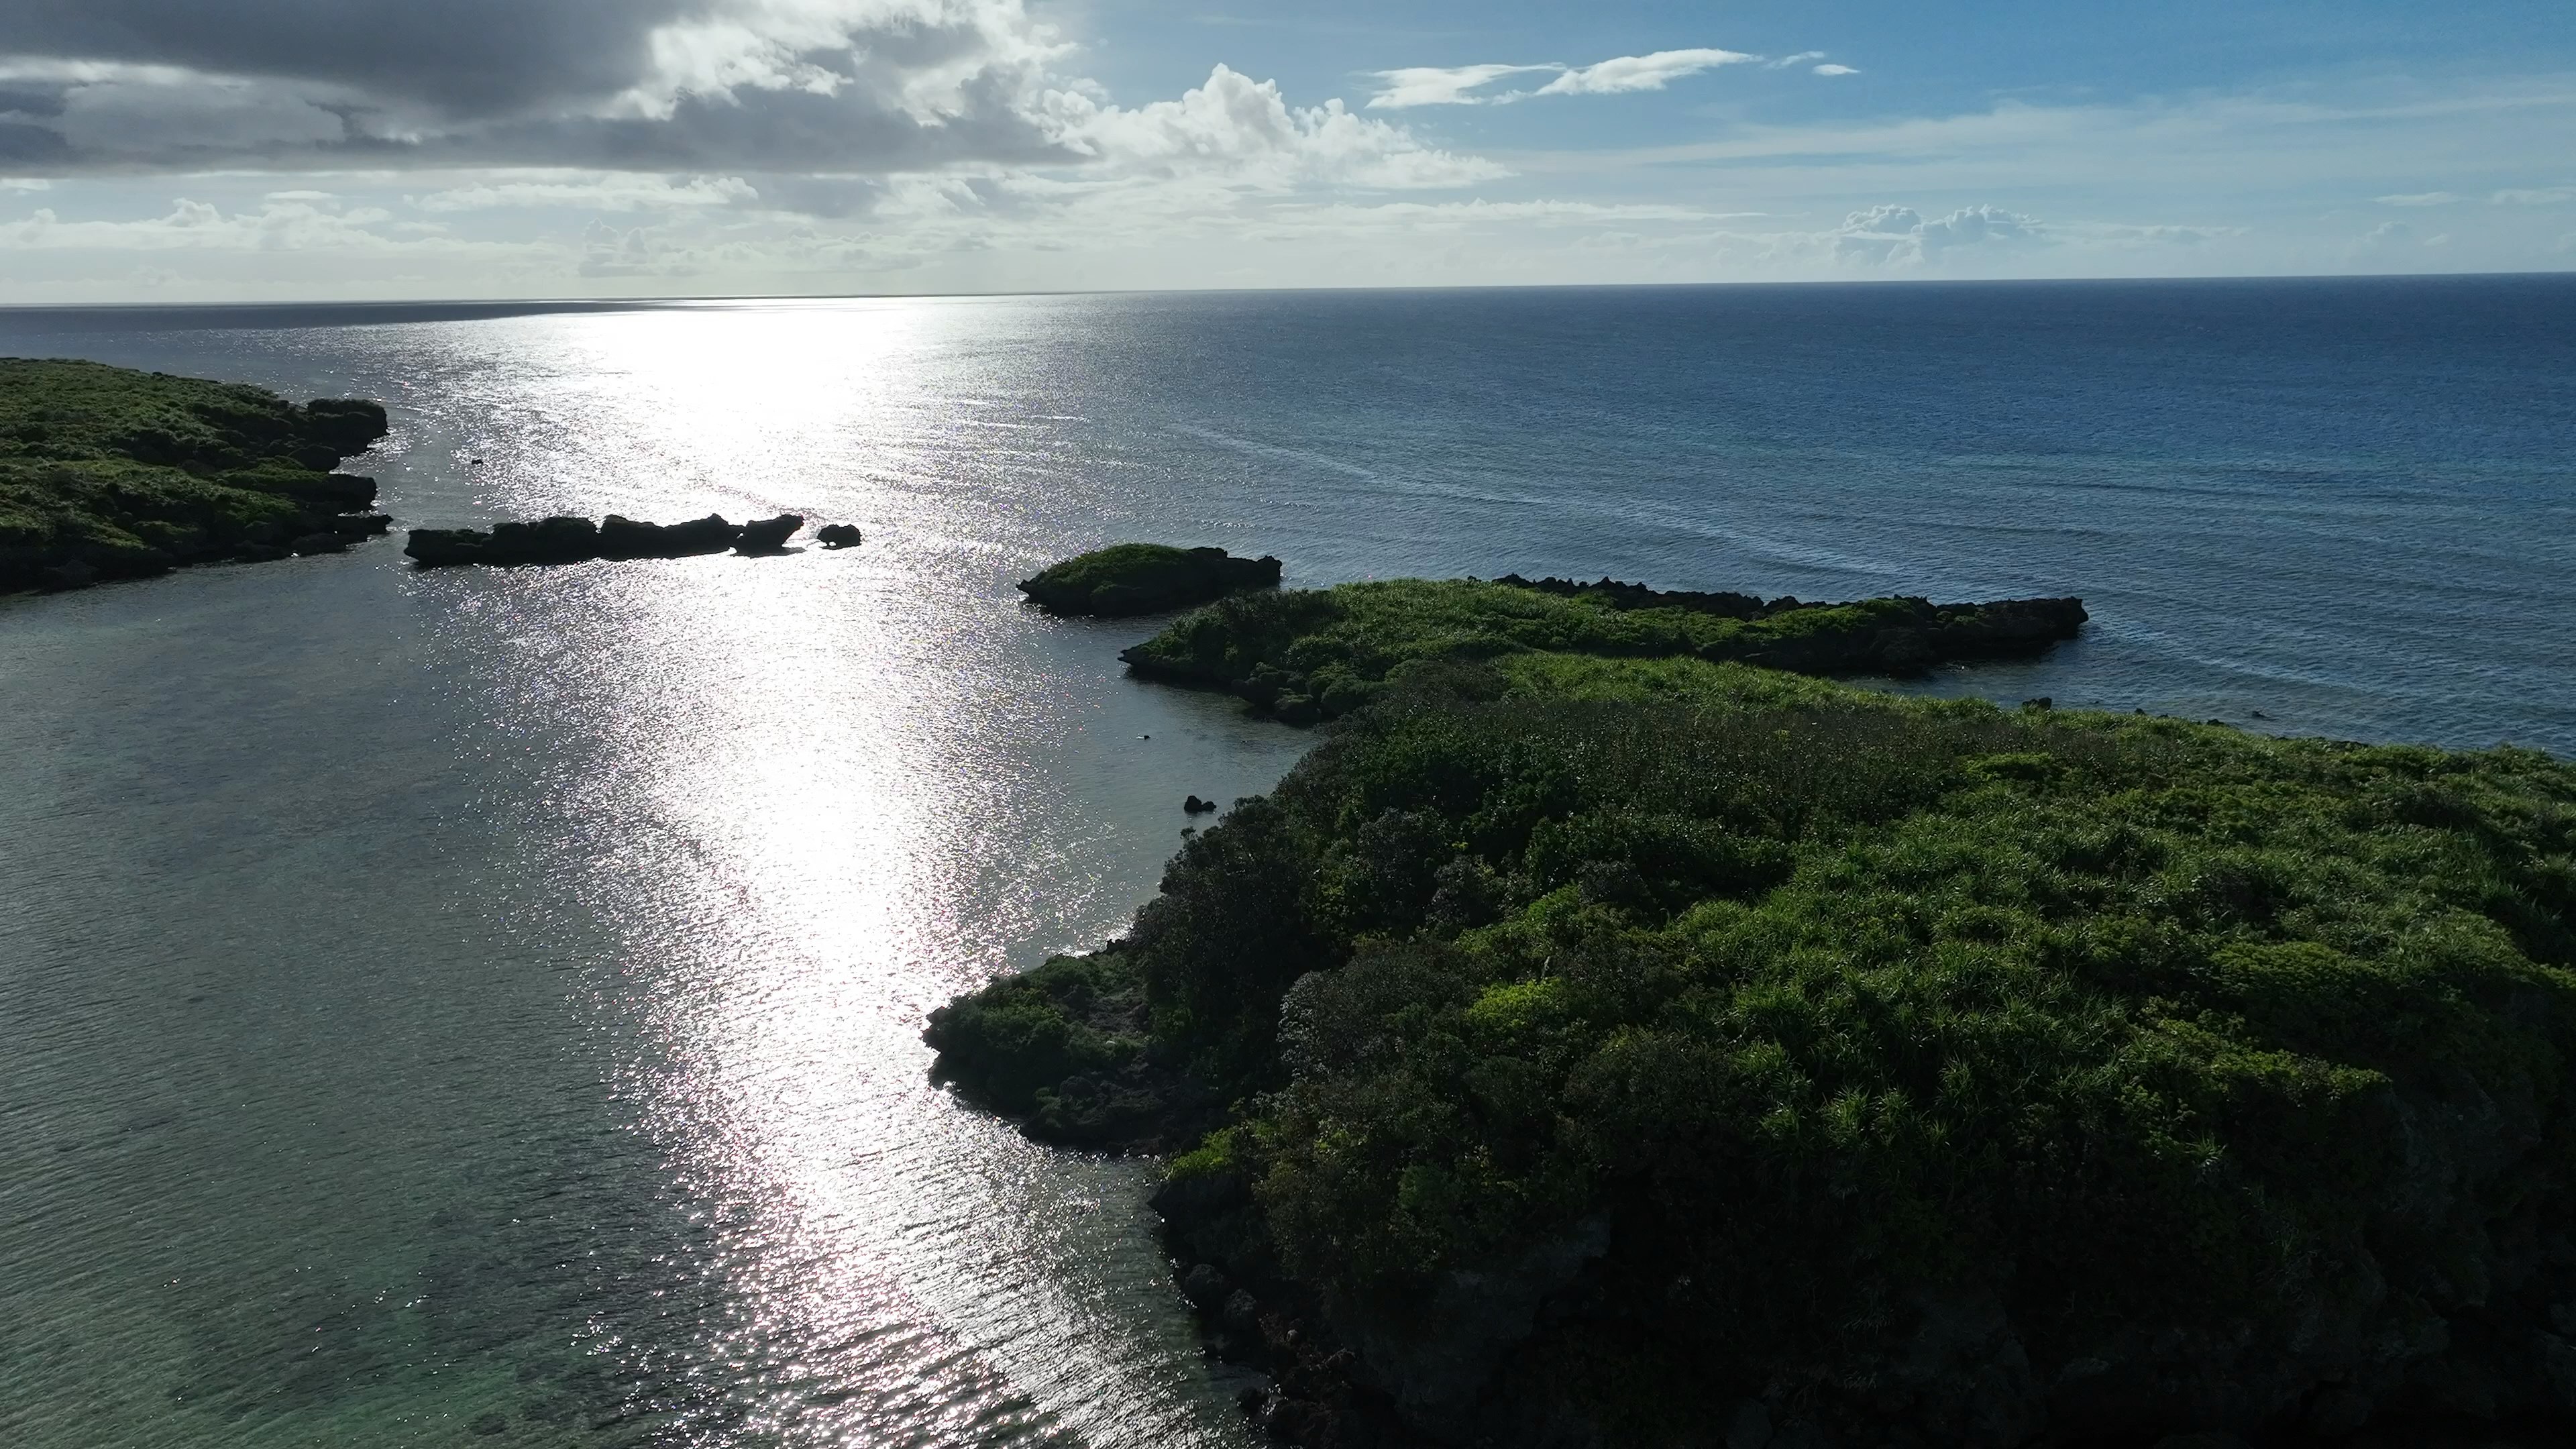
xmin=1018 ymin=543 xmax=1284 ymax=616
xmin=929 ymin=568 xmax=2576 ymax=1448
xmin=1118 ymin=575 xmax=2086 ymax=724
xmin=0 ymin=358 xmax=391 ymax=593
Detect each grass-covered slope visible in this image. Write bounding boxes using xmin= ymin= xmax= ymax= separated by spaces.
xmin=1 ymin=358 xmax=390 ymax=592
xmin=1018 ymin=543 xmax=1283 ymax=616
xmin=930 ymin=647 xmax=2576 ymax=1445
xmin=1118 ymin=577 xmax=2084 ymax=723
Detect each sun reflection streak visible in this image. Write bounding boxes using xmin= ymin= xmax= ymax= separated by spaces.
xmin=429 ymin=303 xmax=1276 ymax=1447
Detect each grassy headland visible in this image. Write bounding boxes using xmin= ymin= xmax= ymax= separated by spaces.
xmin=930 ymin=578 xmax=2576 ymax=1446
xmin=1 ymin=358 xmax=390 ymax=592
xmin=1018 ymin=543 xmax=1283 ymax=616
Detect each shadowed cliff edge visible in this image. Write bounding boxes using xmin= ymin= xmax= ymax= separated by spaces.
xmin=930 ymin=557 xmax=2576 ymax=1449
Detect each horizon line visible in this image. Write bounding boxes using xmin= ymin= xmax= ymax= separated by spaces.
xmin=3 ymin=268 xmax=2573 ymax=315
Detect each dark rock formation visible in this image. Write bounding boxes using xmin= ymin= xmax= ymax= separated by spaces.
xmin=653 ymin=514 xmax=744 ymax=557
xmin=1018 ymin=543 xmax=1285 ymax=617
xmin=816 ymin=523 xmax=863 ymax=549
xmin=735 ymin=513 xmax=804 ymax=553
xmin=1184 ymin=795 xmax=1218 ymax=814
xmin=407 ymin=513 xmax=770 ymax=568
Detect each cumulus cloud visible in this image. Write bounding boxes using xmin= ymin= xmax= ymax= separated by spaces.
xmin=1368 ymin=47 xmax=1764 ymax=108
xmin=1832 ymin=203 xmax=2042 ymax=266
xmin=1049 ymin=65 xmax=1503 ymax=191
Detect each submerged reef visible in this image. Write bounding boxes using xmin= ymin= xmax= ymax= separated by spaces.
xmin=0 ymin=358 xmax=391 ymax=592
xmin=931 ymin=580 xmax=2576 ymax=1448
xmin=405 ymin=512 xmax=809 ymax=568
xmin=1116 ymin=576 xmax=2087 ymax=724
xmin=1018 ymin=543 xmax=1284 ymax=617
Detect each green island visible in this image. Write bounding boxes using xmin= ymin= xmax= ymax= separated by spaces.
xmin=1018 ymin=542 xmax=1283 ymax=616
xmin=930 ymin=568 xmax=2576 ymax=1446
xmin=0 ymin=358 xmax=390 ymax=594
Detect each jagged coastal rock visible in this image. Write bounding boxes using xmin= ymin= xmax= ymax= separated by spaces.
xmin=735 ymin=513 xmax=802 ymax=553
xmin=405 ymin=512 xmax=812 ymax=568
xmin=816 ymin=523 xmax=863 ymax=549
xmin=1 ymin=358 xmax=391 ymax=592
xmin=1017 ymin=542 xmax=1284 ymax=616
xmin=932 ymin=577 xmax=2576 ymax=1448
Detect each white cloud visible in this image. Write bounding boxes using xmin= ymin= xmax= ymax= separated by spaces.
xmin=2376 ymin=191 xmax=2458 ymax=205
xmin=1367 ymin=47 xmax=1763 ymax=107
xmin=415 ymin=174 xmax=760 ymax=212
xmin=0 ymin=197 xmax=466 ymax=254
xmin=1767 ymin=52 xmax=1827 ymax=70
xmin=1 ymin=177 xmax=52 ymax=191
xmin=1813 ymin=64 xmax=1860 ymax=77
xmin=1534 ymin=48 xmax=1759 ymax=98
xmin=1363 ymin=64 xmax=1554 ymax=110
xmin=1046 ymin=65 xmax=1504 ymax=191
xmin=2493 ymin=186 xmax=2576 ymax=205
xmin=1832 ymin=203 xmax=2043 ymax=267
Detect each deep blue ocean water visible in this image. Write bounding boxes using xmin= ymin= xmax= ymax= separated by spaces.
xmin=1 ymin=278 xmax=2570 ymax=1449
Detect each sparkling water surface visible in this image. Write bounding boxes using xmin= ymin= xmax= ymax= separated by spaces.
xmin=2 ymin=280 xmax=2571 ymax=1448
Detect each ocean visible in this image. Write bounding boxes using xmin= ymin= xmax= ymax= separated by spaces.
xmin=1 ymin=278 xmax=2571 ymax=1448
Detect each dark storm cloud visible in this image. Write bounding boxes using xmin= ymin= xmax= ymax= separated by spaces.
xmin=0 ymin=0 xmax=692 ymax=117
xmin=0 ymin=0 xmax=1072 ymax=175
xmin=0 ymin=85 xmax=68 ymax=117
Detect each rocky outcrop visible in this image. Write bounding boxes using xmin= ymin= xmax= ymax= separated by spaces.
xmin=1018 ymin=543 xmax=1284 ymax=616
xmin=816 ymin=523 xmax=863 ymax=549
xmin=406 ymin=512 xmax=816 ymax=568
xmin=735 ymin=513 xmax=804 ymax=553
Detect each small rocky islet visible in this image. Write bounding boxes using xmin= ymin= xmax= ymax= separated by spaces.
xmin=1018 ymin=541 xmax=1284 ymax=616
xmin=933 ymin=548 xmax=2576 ymax=1448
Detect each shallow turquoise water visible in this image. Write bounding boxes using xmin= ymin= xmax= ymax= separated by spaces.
xmin=1 ymin=282 xmax=2569 ymax=1447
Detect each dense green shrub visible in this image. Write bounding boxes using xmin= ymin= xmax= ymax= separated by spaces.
xmin=1118 ymin=578 xmax=2082 ymax=720
xmin=940 ymin=645 xmax=2576 ymax=1423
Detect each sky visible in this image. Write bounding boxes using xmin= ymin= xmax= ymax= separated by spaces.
xmin=0 ymin=0 xmax=2571 ymax=301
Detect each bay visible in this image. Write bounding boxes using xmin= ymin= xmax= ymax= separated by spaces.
xmin=2 ymin=279 xmax=2570 ymax=1448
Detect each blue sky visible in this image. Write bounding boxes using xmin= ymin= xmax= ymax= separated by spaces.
xmin=0 ymin=0 xmax=2570 ymax=299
